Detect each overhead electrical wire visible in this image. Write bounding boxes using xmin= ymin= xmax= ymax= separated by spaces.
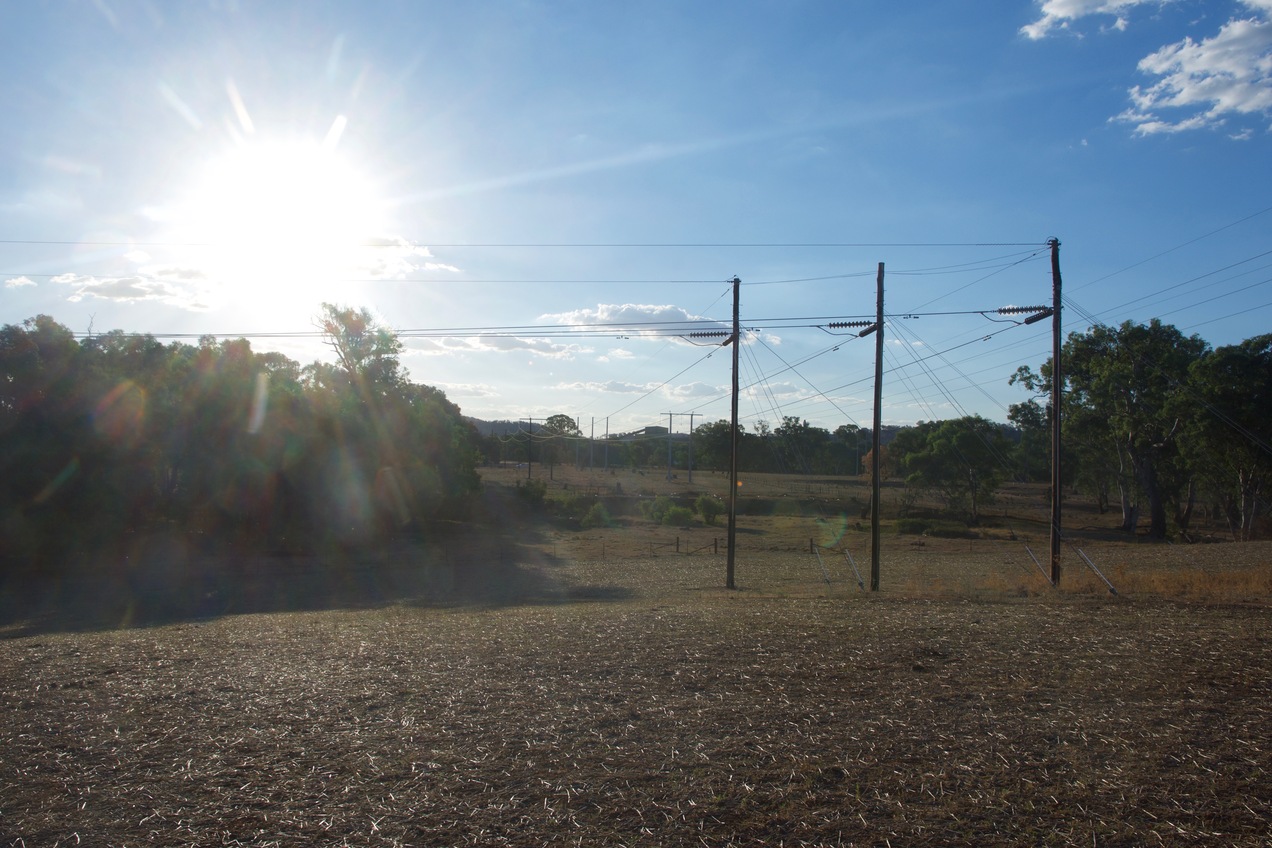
xmin=10 ymin=222 xmax=1268 ymax=457
xmin=1093 ymin=248 xmax=1272 ymax=320
xmin=748 ymin=331 xmax=862 ymax=430
xmin=1069 ymin=203 xmax=1272 ymax=294
xmin=1155 ymin=273 xmax=1272 ymax=323
xmin=599 ymin=346 xmax=721 ymax=421
xmin=0 ymin=238 xmax=1050 ymax=248
xmin=887 ymin=320 xmax=1022 ymax=474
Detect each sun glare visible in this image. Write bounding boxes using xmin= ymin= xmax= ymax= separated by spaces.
xmin=173 ymin=134 xmax=390 ymax=312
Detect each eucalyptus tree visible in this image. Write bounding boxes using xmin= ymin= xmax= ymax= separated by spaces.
xmin=898 ymin=416 xmax=1010 ymax=523
xmin=1184 ymin=334 xmax=1272 ymax=540
xmin=1017 ymin=319 xmax=1209 ymax=540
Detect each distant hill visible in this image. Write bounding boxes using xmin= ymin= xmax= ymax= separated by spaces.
xmin=466 ymin=418 xmax=540 ymax=437
xmin=468 ymin=417 xmax=912 ymax=444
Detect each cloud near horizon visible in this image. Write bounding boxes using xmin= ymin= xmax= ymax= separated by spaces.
xmin=554 ymin=379 xmax=662 ymax=395
xmin=539 ymin=303 xmax=727 ymax=339
xmin=403 ymin=335 xmax=588 ymax=360
xmin=52 ymin=272 xmax=210 ymax=310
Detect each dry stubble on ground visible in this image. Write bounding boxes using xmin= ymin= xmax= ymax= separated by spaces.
xmin=3 ymin=545 xmax=1271 ymax=847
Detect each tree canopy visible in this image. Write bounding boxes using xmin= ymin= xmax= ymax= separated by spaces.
xmin=0 ymin=311 xmax=481 ymax=574
xmin=1013 ymin=320 xmax=1270 ymax=541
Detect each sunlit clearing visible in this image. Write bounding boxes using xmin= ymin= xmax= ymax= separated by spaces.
xmin=174 ymin=135 xmax=389 ymax=311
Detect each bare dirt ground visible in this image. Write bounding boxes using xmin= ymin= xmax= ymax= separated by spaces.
xmin=2 ymin=470 xmax=1270 ymax=846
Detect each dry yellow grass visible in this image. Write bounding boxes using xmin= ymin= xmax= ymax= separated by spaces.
xmin=2 ymin=471 xmax=1270 ymax=845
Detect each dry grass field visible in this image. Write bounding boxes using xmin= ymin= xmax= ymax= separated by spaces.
xmin=2 ymin=467 xmax=1270 ymax=846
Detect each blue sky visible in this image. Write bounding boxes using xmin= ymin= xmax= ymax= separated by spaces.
xmin=3 ymin=0 xmax=1271 ymax=435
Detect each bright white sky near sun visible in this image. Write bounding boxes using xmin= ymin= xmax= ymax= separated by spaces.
xmin=3 ymin=0 xmax=1271 ymax=435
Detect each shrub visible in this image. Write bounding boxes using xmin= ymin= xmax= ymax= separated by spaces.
xmin=894 ymin=518 xmax=978 ymax=539
xmin=515 ymin=478 xmax=548 ymax=507
xmin=580 ymin=502 xmax=613 ymax=529
xmin=895 ymin=518 xmax=929 ymax=535
xmin=695 ymin=494 xmax=725 ymax=525
xmin=640 ymin=496 xmax=676 ymax=523
xmin=662 ymin=505 xmax=695 ymax=526
xmin=560 ymin=493 xmax=592 ymax=516
xmin=639 ymin=496 xmax=697 ymax=526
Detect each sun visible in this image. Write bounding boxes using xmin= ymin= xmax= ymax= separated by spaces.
xmin=171 ymin=131 xmax=391 ymax=313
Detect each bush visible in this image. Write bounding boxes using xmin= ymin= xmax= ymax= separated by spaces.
xmin=580 ymin=502 xmax=613 ymax=529
xmin=515 ymin=478 xmax=548 ymax=507
xmin=695 ymin=494 xmax=724 ymax=525
xmin=638 ymin=496 xmax=696 ymax=526
xmin=640 ymin=496 xmax=676 ymax=523
xmin=662 ymin=505 xmax=695 ymax=526
xmin=894 ymin=517 xmax=978 ymax=539
xmin=895 ymin=518 xmax=928 ymax=535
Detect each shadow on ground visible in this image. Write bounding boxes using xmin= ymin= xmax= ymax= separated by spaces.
xmin=0 ymin=494 xmax=633 ymax=638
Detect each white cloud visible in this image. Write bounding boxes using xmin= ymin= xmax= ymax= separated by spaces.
xmin=52 ymin=273 xmax=209 ymax=309
xmin=429 ymin=382 xmax=500 ymax=398
xmin=359 ymin=238 xmax=461 ymax=279
xmin=667 ymin=381 xmax=725 ymax=399
xmin=539 ymin=303 xmax=725 ymax=338
xmin=744 ymin=380 xmax=807 ymax=400
xmin=1025 ymin=1 xmax=1272 ymax=134
xmin=1020 ymin=0 xmax=1155 ymax=40
xmin=5 ymin=276 xmax=36 ymax=288
xmin=597 ymin=347 xmax=636 ymax=363
xmin=1120 ymin=14 xmax=1272 ymax=133
xmin=555 ymin=379 xmax=660 ymax=394
xmin=404 ymin=334 xmax=587 ymax=359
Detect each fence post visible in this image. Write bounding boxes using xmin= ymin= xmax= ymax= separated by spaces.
xmin=676 ymin=536 xmax=680 ymax=553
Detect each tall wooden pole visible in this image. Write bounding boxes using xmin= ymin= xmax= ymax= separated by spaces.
xmin=687 ymin=412 xmax=696 ymax=484
xmin=726 ymin=276 xmax=741 ymax=590
xmin=666 ymin=412 xmax=674 ymax=480
xmin=870 ymin=262 xmax=884 ymax=591
xmin=1049 ymin=239 xmax=1063 ymax=585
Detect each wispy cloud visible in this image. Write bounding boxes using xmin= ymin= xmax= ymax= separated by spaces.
xmin=597 ymin=347 xmax=636 ymax=362
xmin=554 ymin=380 xmax=661 ymax=395
xmin=428 ymin=381 xmax=500 ymax=398
xmin=4 ymin=276 xmax=36 ymax=288
xmin=539 ymin=303 xmax=726 ymax=341
xmin=1020 ymin=0 xmax=1151 ymax=40
xmin=404 ymin=335 xmax=588 ymax=360
xmin=666 ymin=381 xmax=725 ymax=399
xmin=52 ymin=273 xmax=209 ymax=309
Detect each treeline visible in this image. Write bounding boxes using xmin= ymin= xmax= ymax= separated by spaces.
xmin=477 ymin=416 xmax=886 ymax=477
xmin=1011 ymin=320 xmax=1271 ymax=542
xmin=478 ymin=320 xmax=1270 ymax=542
xmin=0 ymin=308 xmax=482 ymax=572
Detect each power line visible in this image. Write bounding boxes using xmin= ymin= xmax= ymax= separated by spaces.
xmin=1069 ymin=203 xmax=1272 ymax=293
xmin=0 ymin=238 xmax=1049 ymax=248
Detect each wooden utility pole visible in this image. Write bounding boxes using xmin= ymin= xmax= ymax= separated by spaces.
xmin=869 ymin=263 xmax=884 ymax=591
xmin=1049 ymin=238 xmax=1063 ymax=585
xmin=665 ymin=412 xmax=698 ymax=483
xmin=726 ymin=276 xmax=741 ymax=590
xmin=666 ymin=412 xmax=674 ymax=480
xmin=687 ymin=413 xmax=696 ymax=484
xmin=520 ymin=418 xmax=540 ymax=479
